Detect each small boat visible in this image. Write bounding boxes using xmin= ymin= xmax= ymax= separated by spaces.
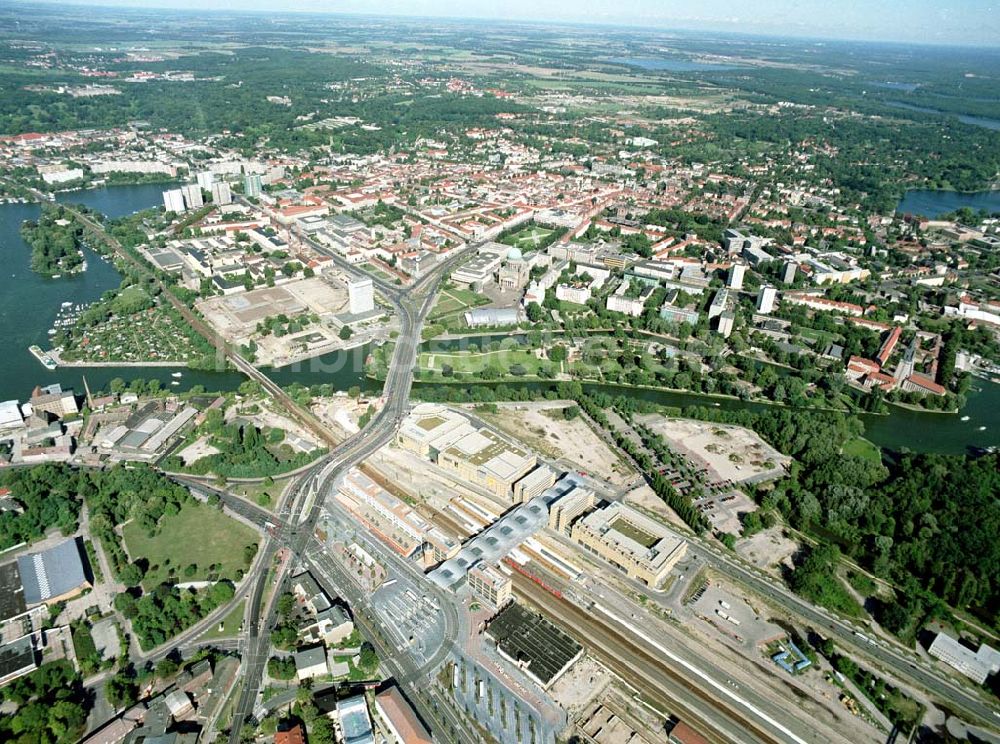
xmin=961 ymin=415 xmax=970 ymax=421
xmin=51 ymin=274 xmax=60 ymax=279
xmin=171 ymin=371 xmax=183 ymax=378
xmin=61 ymin=301 xmax=73 ymax=307
xmin=978 ymin=426 xmax=987 ymax=431
xmin=170 ymin=380 xmax=180 ymax=386
xmin=47 ymin=329 xmax=56 ymax=335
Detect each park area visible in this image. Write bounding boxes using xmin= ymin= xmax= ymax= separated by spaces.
xmin=428 ymin=286 xmax=490 ymax=323
xmin=500 ymin=223 xmax=556 ymax=251
xmin=122 ymin=500 xmax=259 ymax=589
xmin=418 ymin=347 xmax=551 ymax=378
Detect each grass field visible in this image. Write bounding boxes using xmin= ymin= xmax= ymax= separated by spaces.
xmin=501 ymin=224 xmax=555 ymax=250
xmin=123 ymin=500 xmax=259 ymax=589
xmin=419 ymin=348 xmax=549 ymax=377
xmin=428 ymin=287 xmax=489 ymax=322
xmin=201 ymin=599 xmax=246 ymax=640
xmin=841 ymin=437 xmax=882 ymax=464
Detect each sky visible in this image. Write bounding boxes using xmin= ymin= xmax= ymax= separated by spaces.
xmin=22 ymin=0 xmax=1000 ymax=46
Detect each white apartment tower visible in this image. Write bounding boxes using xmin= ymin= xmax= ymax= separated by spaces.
xmin=211 ymin=181 xmax=233 ymax=205
xmin=348 ymin=277 xmax=375 ymax=315
xmin=162 ymin=188 xmax=186 ymax=213
xmin=757 ymin=285 xmax=778 ymax=314
xmin=181 ymin=184 xmax=203 ymax=210
xmin=727 ymin=262 xmax=746 ymax=290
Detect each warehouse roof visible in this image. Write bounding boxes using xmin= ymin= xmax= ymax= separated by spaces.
xmin=16 ymin=538 xmax=89 ymax=605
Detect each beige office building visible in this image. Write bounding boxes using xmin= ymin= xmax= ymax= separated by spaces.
xmin=571 ymin=501 xmax=687 ymax=588
xmin=398 ymin=404 xmax=537 ymax=500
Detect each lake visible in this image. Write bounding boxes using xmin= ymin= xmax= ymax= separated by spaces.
xmin=896 ymin=188 xmax=1000 ymax=218
xmin=884 ymin=101 xmax=1000 ymax=132
xmin=0 ymin=183 xmax=373 ymax=402
xmin=607 ymin=57 xmax=740 ymax=72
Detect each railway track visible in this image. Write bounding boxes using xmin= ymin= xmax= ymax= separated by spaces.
xmin=511 ymin=572 xmax=783 ymax=744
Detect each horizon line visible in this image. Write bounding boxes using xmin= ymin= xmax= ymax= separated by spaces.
xmin=10 ymin=0 xmax=1000 ymax=50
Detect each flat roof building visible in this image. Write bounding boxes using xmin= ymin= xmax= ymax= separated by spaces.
xmin=464 ymin=307 xmax=519 ymax=328
xmin=928 ymin=632 xmax=1000 ymax=685
xmin=513 ymin=465 xmax=557 ymax=504
xmin=486 ymin=602 xmax=583 ymax=689
xmin=398 ymin=404 xmax=537 ymax=500
xmin=17 ymin=538 xmax=90 ymax=605
xmin=337 ymin=694 xmax=375 ymax=744
xmin=467 ymin=563 xmax=513 ymax=609
xmin=571 ymin=501 xmax=686 ymax=588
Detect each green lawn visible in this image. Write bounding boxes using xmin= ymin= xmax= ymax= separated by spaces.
xmin=501 ymin=225 xmax=554 ymax=250
xmin=841 ymin=437 xmax=882 ymax=465
xmin=123 ymin=500 xmax=259 ymax=589
xmin=201 ymin=599 xmax=245 ymax=640
xmin=420 ymin=348 xmax=549 ymax=377
xmin=428 ymin=288 xmax=489 ymax=322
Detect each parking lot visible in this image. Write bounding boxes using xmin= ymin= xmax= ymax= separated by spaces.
xmin=689 ymin=582 xmax=784 ymax=649
xmin=371 ymin=578 xmax=444 ymax=666
xmin=451 ymin=651 xmax=552 ymax=744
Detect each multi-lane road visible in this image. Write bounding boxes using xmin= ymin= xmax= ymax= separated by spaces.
xmin=223 ymin=242 xmax=476 ymax=743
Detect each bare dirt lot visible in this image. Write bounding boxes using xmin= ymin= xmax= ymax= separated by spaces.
xmin=472 ymin=401 xmax=637 ymax=486
xmin=637 ymin=415 xmax=790 ymax=485
xmin=736 ymin=526 xmax=800 ymax=575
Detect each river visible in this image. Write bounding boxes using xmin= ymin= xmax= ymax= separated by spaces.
xmin=896 ymin=188 xmax=1000 ymax=218
xmin=411 ymin=377 xmax=1000 ymax=455
xmin=0 ymin=183 xmax=373 ymax=402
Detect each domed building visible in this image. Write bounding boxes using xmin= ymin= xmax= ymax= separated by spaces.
xmin=498 ymin=246 xmax=531 ymax=291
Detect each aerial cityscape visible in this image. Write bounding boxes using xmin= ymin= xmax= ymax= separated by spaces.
xmin=0 ymin=2 xmax=998 ymax=744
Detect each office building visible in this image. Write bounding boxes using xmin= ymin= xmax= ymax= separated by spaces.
xmin=757 ymin=286 xmax=778 ymax=314
xmin=243 ymin=173 xmax=262 ymax=198
xmin=398 ymin=405 xmax=537 ymax=500
xmin=211 ymin=181 xmax=232 ymax=205
xmin=928 ymin=632 xmax=1000 ymax=685
xmin=181 ymin=184 xmax=203 ymax=210
xmin=570 ymin=501 xmax=687 ymax=588
xmin=513 ymin=465 xmax=556 ymax=503
xmin=727 ymin=263 xmax=746 ymax=290
xmin=467 ymin=563 xmax=513 ymax=608
xmin=29 ymin=384 xmax=78 ymax=418
xmin=162 ymin=188 xmax=186 ymax=213
xmin=347 ymin=276 xmax=375 ymax=315
xmin=548 ymin=486 xmax=596 ymax=533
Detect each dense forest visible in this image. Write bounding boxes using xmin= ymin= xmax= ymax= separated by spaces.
xmin=0 ymin=660 xmax=88 ymax=744
xmin=20 ymin=205 xmax=87 ymax=277
xmin=0 ymin=464 xmax=83 ymax=550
